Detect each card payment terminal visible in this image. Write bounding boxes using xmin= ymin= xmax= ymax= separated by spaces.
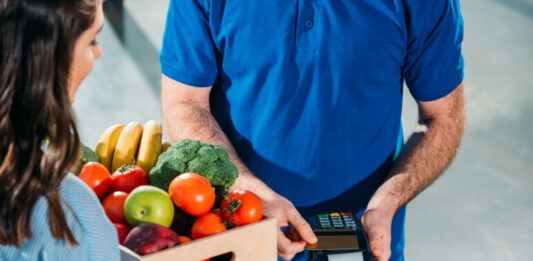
xmin=306 ymin=212 xmax=369 ymax=260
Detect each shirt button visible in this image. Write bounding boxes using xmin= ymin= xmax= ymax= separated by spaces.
xmin=305 ymin=19 xmax=313 ymax=29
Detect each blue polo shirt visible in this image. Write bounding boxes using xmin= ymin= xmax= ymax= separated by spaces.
xmin=161 ymin=0 xmax=464 ymax=260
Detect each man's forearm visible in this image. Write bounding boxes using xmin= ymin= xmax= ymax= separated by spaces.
xmin=368 ymin=86 xmax=465 ymax=216
xmin=161 ymin=78 xmax=318 ymax=258
xmin=162 ymin=100 xmax=271 ymax=193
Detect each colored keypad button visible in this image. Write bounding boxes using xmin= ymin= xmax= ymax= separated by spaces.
xmin=330 ymin=213 xmax=340 ymax=217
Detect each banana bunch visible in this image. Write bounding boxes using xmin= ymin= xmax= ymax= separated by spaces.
xmin=95 ymin=120 xmax=168 ymax=173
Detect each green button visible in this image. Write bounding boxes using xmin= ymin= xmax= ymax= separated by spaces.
xmin=318 ymin=214 xmax=330 ymax=218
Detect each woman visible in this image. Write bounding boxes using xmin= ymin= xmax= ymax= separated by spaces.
xmin=0 ymin=0 xmax=119 ymax=260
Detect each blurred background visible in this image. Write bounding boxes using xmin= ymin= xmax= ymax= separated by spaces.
xmin=72 ymin=0 xmax=533 ymax=260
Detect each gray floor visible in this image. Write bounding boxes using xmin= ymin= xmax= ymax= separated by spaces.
xmin=72 ymin=0 xmax=533 ymax=260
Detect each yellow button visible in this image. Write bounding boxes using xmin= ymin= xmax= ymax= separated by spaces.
xmin=330 ymin=213 xmax=340 ymax=216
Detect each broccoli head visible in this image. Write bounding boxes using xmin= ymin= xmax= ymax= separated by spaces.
xmin=149 ymin=139 xmax=238 ymax=191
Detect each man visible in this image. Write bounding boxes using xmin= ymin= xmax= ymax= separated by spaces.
xmin=159 ymin=0 xmax=465 ymax=260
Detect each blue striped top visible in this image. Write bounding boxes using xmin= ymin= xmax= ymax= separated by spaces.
xmin=0 ymin=173 xmax=120 ymax=261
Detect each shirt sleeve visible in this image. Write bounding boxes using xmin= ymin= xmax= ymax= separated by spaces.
xmin=403 ymin=0 xmax=464 ymax=102
xmin=160 ymin=0 xmax=219 ymax=87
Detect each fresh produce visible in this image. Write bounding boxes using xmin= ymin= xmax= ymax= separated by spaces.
xmin=111 ymin=121 xmax=143 ymax=172
xmin=103 ymin=191 xmax=129 ymax=224
xmin=72 ymin=144 xmax=99 ymax=174
xmin=136 ymin=120 xmax=162 ymax=173
xmin=114 ymin=223 xmax=131 ymax=245
xmin=220 ymin=190 xmax=263 ymax=226
xmin=111 ymin=165 xmax=149 ymax=193
xmin=79 ymin=123 xmax=267 ymax=256
xmin=177 ymin=236 xmax=191 ymax=244
xmin=160 ymin=140 xmax=172 ymax=154
xmin=170 ymin=207 xmax=193 ymax=237
xmin=78 ymin=162 xmax=112 ymax=199
xmin=191 ymin=212 xmax=227 ymax=240
xmin=123 ymin=222 xmax=180 ymax=255
xmin=168 ymin=173 xmax=215 ymax=216
xmin=149 ymin=139 xmax=238 ymax=191
xmin=95 ymin=124 xmax=125 ymax=171
xmin=123 ymin=185 xmax=175 ymax=228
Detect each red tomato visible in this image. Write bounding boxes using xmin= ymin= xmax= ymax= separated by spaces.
xmin=110 ymin=165 xmax=148 ymax=193
xmin=191 ymin=213 xmax=227 ymax=240
xmin=178 ymin=236 xmax=192 ymax=244
xmin=78 ymin=162 xmax=112 ymax=199
xmin=113 ymin=223 xmax=131 ymax=245
xmin=103 ymin=191 xmax=129 ymax=224
xmin=220 ymin=190 xmax=263 ymax=226
xmin=168 ymin=173 xmax=215 ymax=216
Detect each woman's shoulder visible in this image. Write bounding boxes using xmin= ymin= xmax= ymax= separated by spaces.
xmin=61 ymin=172 xmax=96 ymax=195
xmin=28 ymin=173 xmax=119 ymax=260
xmin=1 ymin=173 xmax=119 ymax=260
xmin=59 ymin=173 xmax=106 ymax=223
xmin=59 ymin=173 xmax=120 ymax=260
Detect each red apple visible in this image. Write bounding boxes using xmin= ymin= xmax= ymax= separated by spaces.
xmin=123 ymin=222 xmax=180 ymax=255
xmin=113 ymin=223 xmax=130 ymax=245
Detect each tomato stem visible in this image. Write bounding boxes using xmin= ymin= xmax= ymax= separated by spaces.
xmin=118 ymin=162 xmax=135 ymax=173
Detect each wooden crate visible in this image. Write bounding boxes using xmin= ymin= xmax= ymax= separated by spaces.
xmin=120 ymin=217 xmax=277 ymax=261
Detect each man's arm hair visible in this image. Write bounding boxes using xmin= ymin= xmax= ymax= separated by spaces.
xmin=161 ymin=75 xmax=271 ymax=192
xmin=367 ymin=83 xmax=465 ymax=215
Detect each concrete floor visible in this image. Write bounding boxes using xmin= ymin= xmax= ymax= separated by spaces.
xmin=72 ymin=0 xmax=533 ymax=260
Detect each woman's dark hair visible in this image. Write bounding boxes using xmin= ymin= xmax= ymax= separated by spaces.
xmin=0 ymin=0 xmax=98 ymax=247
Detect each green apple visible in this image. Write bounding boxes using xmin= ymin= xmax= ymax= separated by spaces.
xmin=124 ymin=185 xmax=174 ymax=228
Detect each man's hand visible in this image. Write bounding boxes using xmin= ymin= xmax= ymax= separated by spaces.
xmin=362 ymin=83 xmax=465 ymax=260
xmin=161 ymin=75 xmax=317 ymax=260
xmin=360 ymin=207 xmax=393 ymax=261
xmin=260 ymin=190 xmax=318 ymax=260
xmin=232 ymin=175 xmax=317 ymax=260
